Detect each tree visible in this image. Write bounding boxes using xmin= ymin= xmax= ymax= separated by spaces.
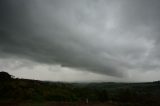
xmin=0 ymin=71 xmax=12 ymax=81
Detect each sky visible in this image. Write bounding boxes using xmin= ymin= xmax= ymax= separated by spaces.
xmin=0 ymin=0 xmax=160 ymax=82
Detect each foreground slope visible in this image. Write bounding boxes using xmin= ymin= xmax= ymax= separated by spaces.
xmin=0 ymin=72 xmax=160 ymax=106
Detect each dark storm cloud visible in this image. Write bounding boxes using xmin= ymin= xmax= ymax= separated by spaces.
xmin=0 ymin=0 xmax=160 ymax=78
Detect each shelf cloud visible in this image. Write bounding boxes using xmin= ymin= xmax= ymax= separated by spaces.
xmin=0 ymin=0 xmax=160 ymax=81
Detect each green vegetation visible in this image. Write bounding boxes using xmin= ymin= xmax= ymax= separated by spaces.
xmin=0 ymin=72 xmax=160 ymax=106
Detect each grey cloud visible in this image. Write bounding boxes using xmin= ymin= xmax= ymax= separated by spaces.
xmin=1 ymin=0 xmax=160 ymax=79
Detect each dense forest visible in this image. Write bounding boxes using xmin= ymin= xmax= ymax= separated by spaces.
xmin=0 ymin=71 xmax=160 ymax=106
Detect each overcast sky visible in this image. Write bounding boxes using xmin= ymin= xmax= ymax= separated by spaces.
xmin=0 ymin=0 xmax=160 ymax=82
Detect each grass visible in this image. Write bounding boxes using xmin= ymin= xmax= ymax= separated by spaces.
xmin=0 ymin=101 xmax=116 ymax=106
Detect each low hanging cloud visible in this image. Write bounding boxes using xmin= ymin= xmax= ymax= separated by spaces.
xmin=0 ymin=0 xmax=160 ymax=79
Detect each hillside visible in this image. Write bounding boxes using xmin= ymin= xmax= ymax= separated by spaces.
xmin=0 ymin=72 xmax=160 ymax=106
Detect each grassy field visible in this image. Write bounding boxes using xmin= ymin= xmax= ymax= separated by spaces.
xmin=0 ymin=101 xmax=116 ymax=106
xmin=1 ymin=101 xmax=159 ymax=106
